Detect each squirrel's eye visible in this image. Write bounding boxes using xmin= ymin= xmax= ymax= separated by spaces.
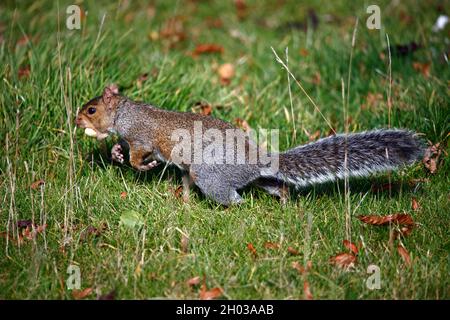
xmin=87 ymin=107 xmax=96 ymax=115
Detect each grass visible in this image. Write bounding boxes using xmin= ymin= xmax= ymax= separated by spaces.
xmin=0 ymin=0 xmax=449 ymax=299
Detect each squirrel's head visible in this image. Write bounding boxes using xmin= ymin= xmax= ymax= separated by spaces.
xmin=75 ymin=84 xmax=121 ymax=140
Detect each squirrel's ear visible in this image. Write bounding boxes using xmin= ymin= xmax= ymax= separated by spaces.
xmin=102 ymin=84 xmax=119 ymax=104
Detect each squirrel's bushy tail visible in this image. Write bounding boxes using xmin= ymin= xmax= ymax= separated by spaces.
xmin=272 ymin=129 xmax=424 ymax=187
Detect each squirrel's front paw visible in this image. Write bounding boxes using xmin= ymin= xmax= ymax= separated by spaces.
xmin=111 ymin=143 xmax=124 ymax=164
xmin=138 ymin=160 xmax=159 ymax=171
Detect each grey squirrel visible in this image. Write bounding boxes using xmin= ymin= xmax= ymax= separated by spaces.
xmin=75 ymin=85 xmax=425 ymax=206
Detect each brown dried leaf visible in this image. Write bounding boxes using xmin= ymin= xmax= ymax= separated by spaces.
xmin=170 ymin=185 xmax=183 ymax=199
xmin=247 ymin=243 xmax=257 ymax=257
xmin=343 ymin=240 xmax=358 ymax=255
xmin=199 ymin=284 xmax=223 ymax=300
xmin=303 ymin=281 xmax=313 ymax=300
xmin=287 ymin=246 xmax=300 ymax=255
xmin=299 ymin=48 xmax=309 ymax=57
xmin=411 ymin=197 xmax=420 ymax=211
xmin=30 ymin=179 xmax=45 ymax=190
xmin=72 ymin=287 xmax=93 ymax=300
xmin=357 ymin=213 xmax=414 ymax=226
xmin=187 ymin=276 xmax=201 ymax=286
xmin=235 ymin=0 xmax=248 ymax=20
xmin=423 ymin=143 xmax=442 ymax=174
xmin=329 ymin=253 xmax=357 ymax=269
xmin=397 ymin=245 xmax=412 ymax=267
xmin=120 ymin=192 xmax=127 ymax=199
xmin=412 ymin=62 xmax=431 ymax=77
xmin=18 ymin=65 xmax=30 ymax=79
xmin=192 ymin=44 xmax=224 ymax=56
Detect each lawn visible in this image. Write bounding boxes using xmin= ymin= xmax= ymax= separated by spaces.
xmin=0 ymin=0 xmax=448 ymax=299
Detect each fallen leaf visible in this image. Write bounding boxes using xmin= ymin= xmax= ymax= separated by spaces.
xmin=200 ymin=284 xmax=223 ymax=300
xmin=30 ymin=179 xmax=45 ymax=190
xmin=343 ymin=240 xmax=358 ymax=255
xmin=287 ymin=246 xmax=300 ymax=255
xmin=18 ymin=65 xmax=30 ymax=79
xmin=397 ymin=245 xmax=412 ymax=267
xmin=247 ymin=243 xmax=257 ymax=257
xmin=218 ymin=63 xmax=235 ymax=85
xmin=191 ymin=44 xmax=224 ymax=56
xmin=120 ymin=191 xmax=127 ymax=199
xmin=411 ymin=197 xmax=420 ymax=211
xmin=235 ymin=0 xmax=248 ymax=20
xmin=234 ymin=118 xmax=251 ymax=133
xmin=423 ymin=143 xmax=443 ymax=174
xmin=329 ymin=253 xmax=357 ymax=269
xmin=264 ymin=241 xmax=280 ymax=249
xmin=412 ymin=62 xmax=431 ymax=77
xmin=303 ymin=281 xmax=313 ymax=300
xmin=357 ymin=213 xmax=414 ymax=226
xmin=187 ymin=276 xmax=201 ymax=286
xmin=72 ymin=287 xmax=93 ymax=300
xmin=299 ymin=48 xmax=309 ymax=57
xmin=170 ymin=185 xmax=184 ymax=199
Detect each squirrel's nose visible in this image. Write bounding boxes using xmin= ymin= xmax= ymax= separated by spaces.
xmin=75 ymin=116 xmax=82 ymax=127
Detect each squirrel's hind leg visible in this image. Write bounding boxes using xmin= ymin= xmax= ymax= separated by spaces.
xmin=190 ymin=166 xmax=243 ymax=206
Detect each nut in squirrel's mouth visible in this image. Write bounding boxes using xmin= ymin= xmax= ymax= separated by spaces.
xmin=75 ymin=116 xmax=109 ymax=140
